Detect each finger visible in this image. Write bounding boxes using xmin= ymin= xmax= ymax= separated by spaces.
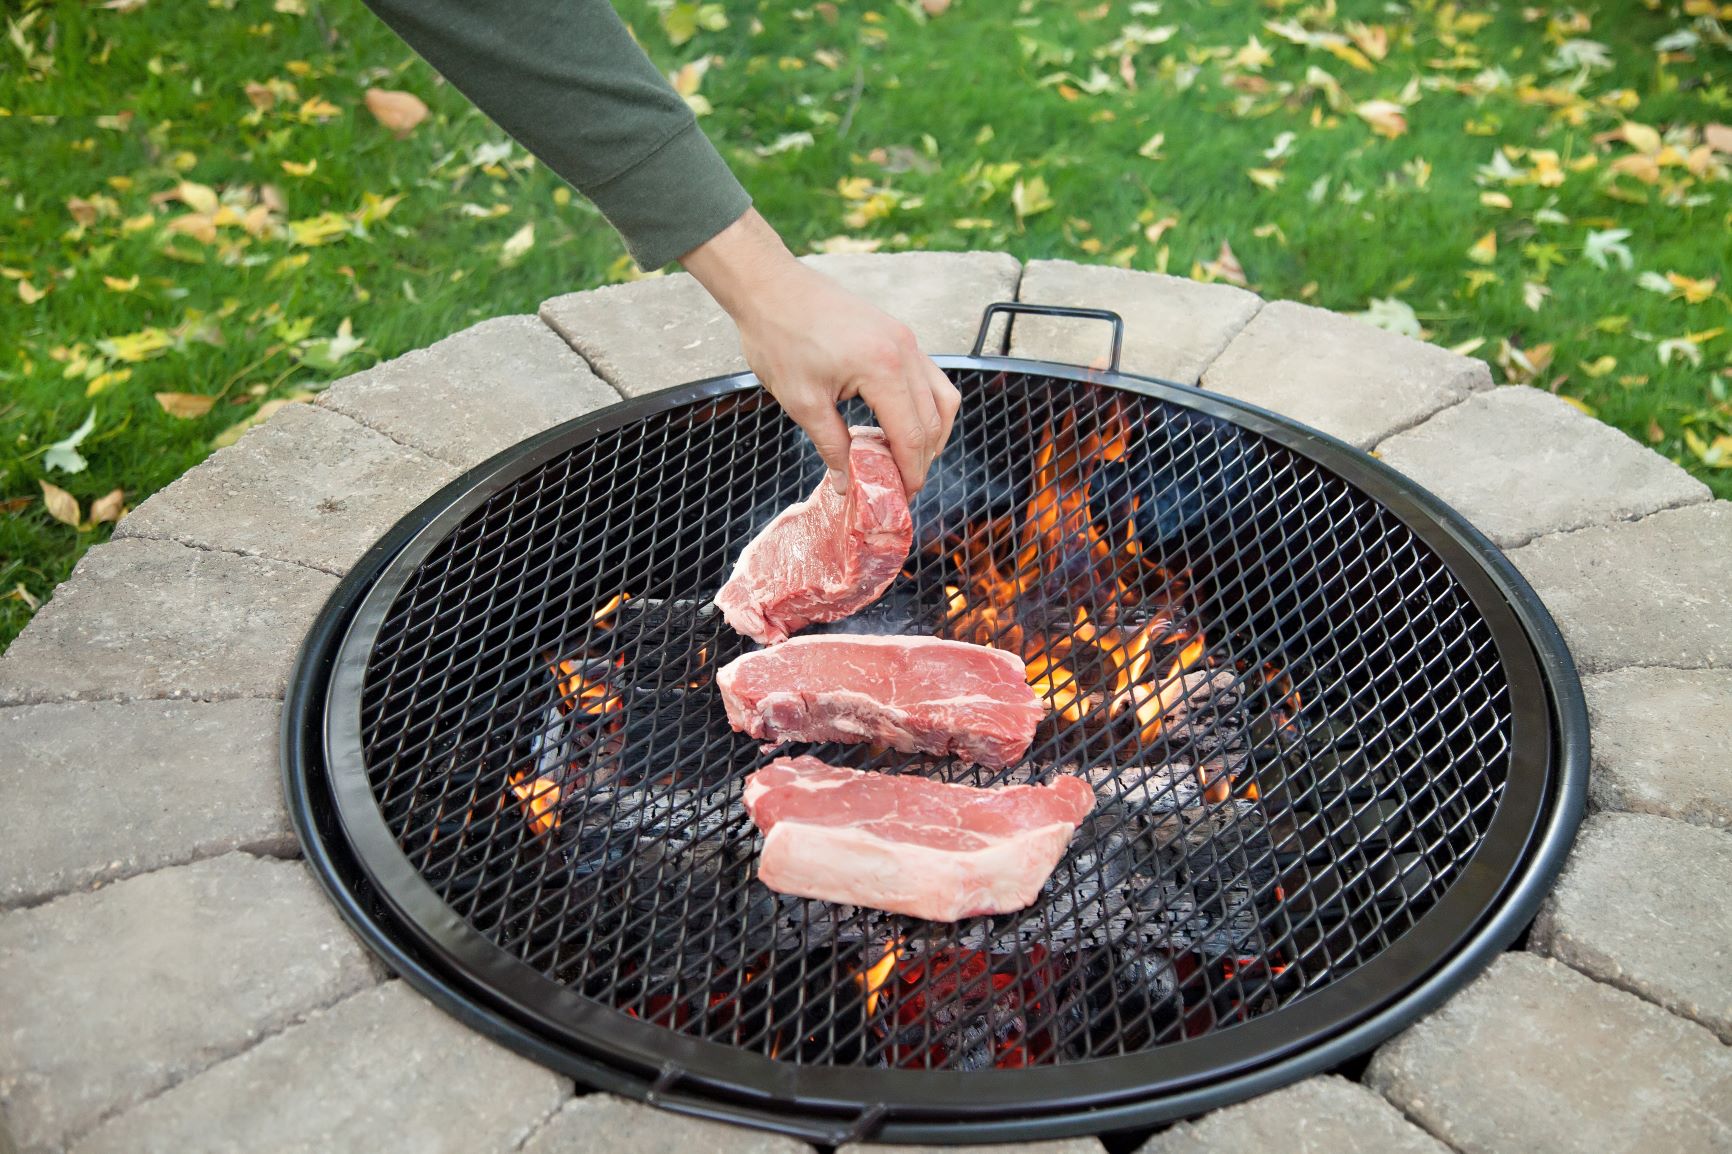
xmin=903 ymin=350 xmax=943 ymax=472
xmin=858 ymin=372 xmax=931 ymax=495
xmin=927 ymin=362 xmax=961 ymax=458
xmin=785 ymin=395 xmax=854 ymax=481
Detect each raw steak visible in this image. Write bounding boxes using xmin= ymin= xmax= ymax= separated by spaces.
xmin=717 ymin=635 xmax=1045 ymax=768
xmin=743 ymin=756 xmax=1095 ymax=921
xmin=714 ymin=427 xmax=913 ymax=645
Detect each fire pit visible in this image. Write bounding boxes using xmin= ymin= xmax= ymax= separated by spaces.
xmin=284 ymin=302 xmax=1586 ymax=1144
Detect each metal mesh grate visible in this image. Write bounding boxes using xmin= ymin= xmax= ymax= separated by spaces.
xmin=357 ymin=368 xmax=1511 ymax=1071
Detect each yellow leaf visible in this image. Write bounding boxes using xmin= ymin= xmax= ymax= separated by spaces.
xmin=1467 ymin=231 xmax=1498 ymax=264
xmin=66 ymin=196 xmax=99 ymax=226
xmin=1143 ymin=215 xmax=1178 ymax=244
xmin=18 ymin=280 xmax=46 ymax=304
xmin=1578 ymin=356 xmax=1618 ymax=378
xmin=1480 ymin=191 xmax=1513 ymax=208
xmin=103 ymin=274 xmax=139 ymax=292
xmin=1346 ymin=21 xmax=1389 ymax=61
xmin=155 ymin=392 xmax=218 ymax=419
xmin=89 ymin=488 xmax=126 ymax=524
xmin=39 ymin=481 xmax=81 ymax=529
xmin=211 ymin=392 xmax=313 ymax=449
xmin=1325 ymin=41 xmax=1375 ymax=72
xmin=1559 ymin=395 xmax=1596 ymax=417
xmin=176 ymin=181 xmax=219 ymax=214
xmin=281 ymin=158 xmax=317 ymax=176
xmin=1666 ymin=272 xmax=1719 ymax=304
xmin=98 ymin=327 xmax=175 ymax=361
xmin=1011 ymin=175 xmax=1055 ymax=223
xmin=297 ymin=96 xmax=342 ymax=122
xmin=1247 ymin=167 xmax=1284 ymax=190
xmin=85 ymin=367 xmax=132 ymax=396
xmin=288 ymin=211 xmax=352 ymax=246
xmin=1355 ymin=99 xmax=1407 ymax=138
xmin=835 ymin=176 xmax=873 ymax=200
xmin=363 ymin=88 xmax=429 ymax=138
xmin=499 ymin=222 xmax=535 ymax=266
xmin=1137 ymin=132 xmax=1166 ymax=159
xmin=1619 ymin=121 xmax=1662 ymax=155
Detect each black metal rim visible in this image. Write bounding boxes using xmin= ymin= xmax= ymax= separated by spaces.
xmin=284 ymin=354 xmax=1588 ymax=1144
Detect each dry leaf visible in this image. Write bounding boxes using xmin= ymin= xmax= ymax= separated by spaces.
xmin=1202 ymin=241 xmax=1249 ymax=287
xmin=39 ymin=481 xmax=81 ymax=529
xmin=18 ymin=280 xmax=46 ymax=304
xmin=1706 ymin=124 xmax=1732 ymax=155
xmin=364 ymin=88 xmax=429 ymax=138
xmin=89 ymin=489 xmax=126 ymax=524
xmin=1467 ymin=231 xmax=1498 ymax=264
xmin=922 ymin=0 xmax=951 ymax=12
xmin=1355 ymin=99 xmax=1408 ymax=138
xmin=66 ymin=197 xmax=99 ymax=226
xmin=155 ymin=392 xmax=218 ymax=419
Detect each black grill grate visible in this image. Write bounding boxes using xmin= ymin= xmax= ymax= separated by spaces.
xmin=356 ymin=366 xmax=1512 ymax=1072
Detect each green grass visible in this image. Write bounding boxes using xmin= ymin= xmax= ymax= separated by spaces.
xmin=3 ymin=0 xmax=1729 ymax=650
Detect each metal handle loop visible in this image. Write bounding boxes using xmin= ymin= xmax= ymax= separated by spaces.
xmin=969 ymin=301 xmax=1126 ymax=373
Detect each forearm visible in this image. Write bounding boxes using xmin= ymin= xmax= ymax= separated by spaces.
xmin=679 ymin=208 xmax=798 ymax=321
xmin=360 ymin=0 xmax=750 ymax=269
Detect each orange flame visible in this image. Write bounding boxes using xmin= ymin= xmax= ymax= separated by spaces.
xmin=507 ymin=772 xmax=561 ymax=835
xmin=859 ymin=937 xmax=901 ymax=1015
xmin=553 ymin=658 xmax=624 ymax=716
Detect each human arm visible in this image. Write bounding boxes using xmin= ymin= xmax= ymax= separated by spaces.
xmin=358 ymin=0 xmax=958 ymax=489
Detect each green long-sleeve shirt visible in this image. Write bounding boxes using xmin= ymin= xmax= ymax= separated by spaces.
xmin=361 ymin=0 xmax=751 ymax=270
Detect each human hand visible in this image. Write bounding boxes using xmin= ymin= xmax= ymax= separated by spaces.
xmin=680 ymin=210 xmax=960 ymax=493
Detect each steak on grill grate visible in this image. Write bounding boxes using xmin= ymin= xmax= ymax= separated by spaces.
xmin=717 ymin=634 xmax=1046 ymax=767
xmin=714 ymin=426 xmax=912 ymax=645
xmin=743 ymin=755 xmax=1095 ymax=921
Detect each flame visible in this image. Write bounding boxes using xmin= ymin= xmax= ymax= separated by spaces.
xmin=553 ymin=658 xmax=625 ymax=716
xmin=591 ymin=591 xmax=630 ymax=626
xmin=507 ymin=772 xmax=562 ymax=835
xmin=859 ymin=937 xmax=901 ymax=1015
xmin=1025 ymin=654 xmax=1089 ymax=722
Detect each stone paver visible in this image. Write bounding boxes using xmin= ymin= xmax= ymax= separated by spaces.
xmin=115 ymin=403 xmax=458 ymax=575
xmin=1507 ymin=501 xmax=1732 ymax=674
xmin=1010 ymin=259 xmax=1263 ymax=383
xmin=540 ymin=253 xmax=1022 ymax=397
xmin=0 ymin=700 xmax=292 ymax=909
xmin=839 ymin=1140 xmax=1105 ymax=1154
xmin=0 ymin=538 xmax=337 ymax=706
xmin=1366 ymin=952 xmax=1732 ymax=1154
xmin=318 ymin=315 xmax=620 ymax=470
xmin=1202 ymin=301 xmax=1491 ymax=448
xmin=1138 ymin=1076 xmax=1449 ymax=1154
xmin=1582 ymin=668 xmax=1732 ymax=828
xmin=808 ymin=250 xmax=1022 ymax=354
xmin=0 ymin=854 xmax=377 ymax=1153
xmin=1375 ymin=386 xmax=1709 ymax=546
xmin=522 ymin=1095 xmax=813 ymax=1154
xmin=1531 ymin=812 xmax=1732 ymax=1041
xmin=71 ymin=982 xmax=570 ymax=1154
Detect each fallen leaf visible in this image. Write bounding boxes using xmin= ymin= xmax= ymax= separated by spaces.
xmin=211 ymin=392 xmax=314 ymax=449
xmin=1558 ymin=395 xmax=1596 ymax=417
xmin=1011 ymin=176 xmax=1055 ymax=224
xmin=244 ymin=81 xmax=277 ymax=112
xmin=1657 ymin=337 xmax=1703 ymax=368
xmin=1683 ymin=429 xmax=1732 ymax=468
xmin=103 ymin=274 xmax=140 ymax=292
xmin=498 ymin=222 xmax=536 ymax=266
xmin=754 ymin=131 xmax=814 ymax=157
xmin=1202 ymin=240 xmax=1249 ymax=287
xmin=1480 ymin=191 xmax=1513 ymax=209
xmin=43 ymin=410 xmax=97 ymax=474
xmin=1467 ymin=231 xmax=1498 ymax=264
xmin=66 ymin=196 xmax=99 ymax=226
xmin=39 ymin=481 xmax=81 ymax=529
xmin=1579 ymin=356 xmax=1618 ymax=378
xmin=98 ymin=327 xmax=175 ymax=361
xmin=1666 ymin=272 xmax=1719 ymax=304
xmin=1357 ymin=297 xmax=1424 ymax=338
xmin=1355 ymin=99 xmax=1408 ymax=138
xmin=288 ymin=212 xmax=353 ymax=246
xmin=1137 ymin=132 xmax=1166 ymax=159
xmin=18 ymin=280 xmax=46 ymax=304
xmin=85 ymin=368 xmax=132 ymax=396
xmin=1619 ymin=121 xmax=1662 ymax=155
xmin=1523 ymin=281 xmax=1551 ymax=311
xmin=364 ymin=88 xmax=429 ymax=138
xmin=281 ymin=159 xmax=317 ymax=176
xmin=1582 ymin=228 xmax=1633 ymax=270
xmin=1247 ymin=167 xmax=1284 ymax=190
xmin=89 ymin=489 xmax=126 ymax=524
xmin=922 ymin=0 xmax=951 ymax=13
xmin=155 ymin=392 xmax=218 ymax=419
xmin=1142 ymin=215 xmax=1178 ymax=244
xmin=1706 ymin=124 xmax=1732 ymax=154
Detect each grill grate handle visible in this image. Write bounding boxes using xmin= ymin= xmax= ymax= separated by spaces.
xmin=971 ymin=300 xmax=1126 ymax=372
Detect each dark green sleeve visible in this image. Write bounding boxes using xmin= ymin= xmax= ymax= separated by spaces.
xmin=360 ymin=0 xmax=751 ymax=270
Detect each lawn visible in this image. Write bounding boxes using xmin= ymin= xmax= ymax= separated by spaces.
xmin=2 ymin=0 xmax=1728 ymax=651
